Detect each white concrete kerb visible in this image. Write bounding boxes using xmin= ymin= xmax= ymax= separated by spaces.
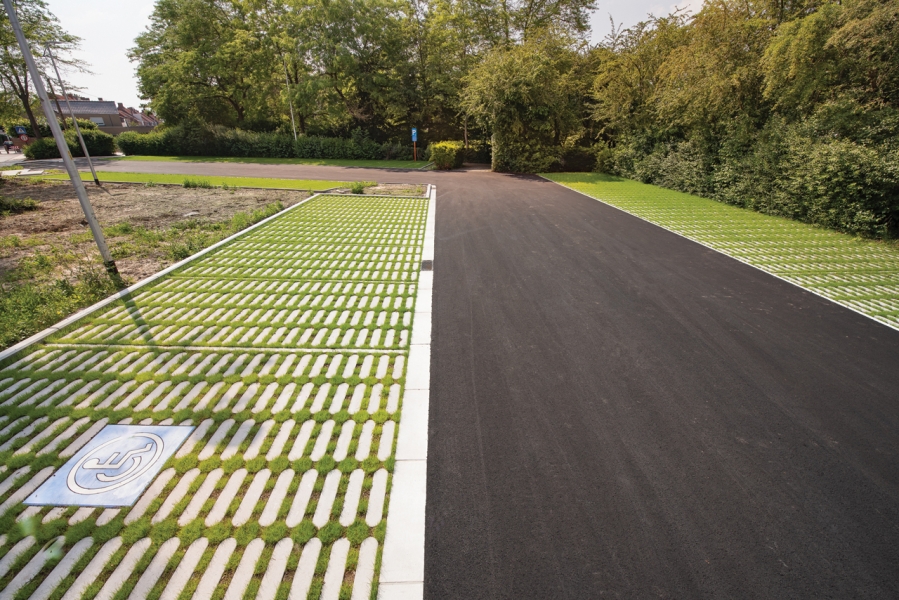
xmin=378 ymin=184 xmax=435 ymax=599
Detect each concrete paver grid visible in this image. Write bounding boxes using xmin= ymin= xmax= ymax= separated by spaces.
xmin=0 ymin=193 xmax=429 ymax=599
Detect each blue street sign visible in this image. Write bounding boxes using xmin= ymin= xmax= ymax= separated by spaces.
xmin=13 ymin=126 xmax=26 ymax=135
xmin=411 ymin=128 xmax=418 ymax=142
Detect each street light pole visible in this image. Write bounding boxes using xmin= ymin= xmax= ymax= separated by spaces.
xmin=2 ymin=0 xmax=119 ymax=279
xmin=45 ymin=43 xmax=100 ymax=186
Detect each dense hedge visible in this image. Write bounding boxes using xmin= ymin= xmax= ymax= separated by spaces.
xmin=601 ymin=107 xmax=899 ymax=238
xmin=461 ymin=141 xmax=491 ymax=164
xmin=117 ymin=121 xmax=418 ymax=161
xmin=5 ymin=117 xmax=98 ymax=138
xmin=23 ymin=129 xmax=117 ymax=159
xmin=429 ymin=141 xmax=465 ymax=169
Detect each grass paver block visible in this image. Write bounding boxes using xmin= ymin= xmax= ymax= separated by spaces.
xmin=546 ymin=173 xmax=899 ymax=330
xmin=0 ymin=193 xmax=428 ymax=599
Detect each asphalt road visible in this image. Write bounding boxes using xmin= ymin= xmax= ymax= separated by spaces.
xmin=94 ymin=161 xmax=899 ymax=597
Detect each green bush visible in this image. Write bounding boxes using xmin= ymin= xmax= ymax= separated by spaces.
xmin=182 ymin=178 xmax=212 ymax=189
xmin=492 ymin=137 xmax=561 ymax=173
xmin=23 ymin=129 xmax=117 ymax=159
xmin=605 ymin=109 xmax=899 ymax=238
xmin=5 ymin=117 xmax=98 ymax=138
xmin=0 ymin=197 xmax=37 ymax=216
xmin=461 ymin=140 xmax=491 ymax=164
xmin=429 ymin=141 xmax=465 ymax=170
xmin=116 ymin=120 xmax=416 ymax=161
xmin=22 ymin=138 xmax=60 ymax=160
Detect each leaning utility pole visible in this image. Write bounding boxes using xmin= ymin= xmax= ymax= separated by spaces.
xmin=46 ymin=43 xmax=100 ymax=186
xmin=2 ymin=0 xmax=119 ymax=279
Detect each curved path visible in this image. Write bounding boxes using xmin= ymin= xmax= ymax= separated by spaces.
xmin=104 ymin=161 xmax=899 ymax=597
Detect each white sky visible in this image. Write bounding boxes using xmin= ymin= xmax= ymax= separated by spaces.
xmin=44 ymin=0 xmax=703 ymax=110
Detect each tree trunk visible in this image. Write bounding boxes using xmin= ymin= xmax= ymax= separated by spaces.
xmin=10 ymin=71 xmax=42 ymax=139
xmin=463 ymin=114 xmax=469 ymax=149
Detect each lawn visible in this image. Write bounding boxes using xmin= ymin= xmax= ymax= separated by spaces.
xmin=545 ymin=173 xmax=899 ymax=330
xmin=43 ymin=170 xmax=350 ymax=190
xmin=0 ymin=193 xmax=430 ymax=600
xmin=113 ymin=155 xmax=428 ymax=169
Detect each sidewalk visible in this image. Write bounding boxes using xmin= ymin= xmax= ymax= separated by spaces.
xmin=0 ymin=191 xmax=433 ymax=599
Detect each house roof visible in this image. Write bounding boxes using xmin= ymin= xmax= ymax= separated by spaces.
xmin=54 ymin=100 xmax=119 ymax=115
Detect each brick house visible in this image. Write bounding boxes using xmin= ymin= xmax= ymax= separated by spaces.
xmin=52 ymin=97 xmax=159 ymax=135
xmin=117 ymin=103 xmax=160 ymax=128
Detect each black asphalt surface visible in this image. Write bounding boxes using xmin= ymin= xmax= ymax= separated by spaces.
xmin=93 ymin=162 xmax=899 ymax=597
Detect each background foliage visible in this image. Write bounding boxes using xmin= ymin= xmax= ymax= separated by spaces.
xmin=589 ymin=0 xmax=899 ymax=237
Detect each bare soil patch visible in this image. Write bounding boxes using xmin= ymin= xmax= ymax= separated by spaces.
xmin=0 ymin=179 xmax=310 ymax=282
xmin=1 ymin=179 xmax=309 ymax=236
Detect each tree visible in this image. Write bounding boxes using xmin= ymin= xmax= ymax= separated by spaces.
xmin=130 ymin=0 xmax=280 ymax=128
xmin=0 ymin=0 xmax=82 ymax=138
xmin=463 ymin=30 xmax=587 ymax=171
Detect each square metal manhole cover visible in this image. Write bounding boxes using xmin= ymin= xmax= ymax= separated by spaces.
xmin=25 ymin=424 xmax=193 ymax=507
xmin=421 ymin=260 xmax=433 ymax=271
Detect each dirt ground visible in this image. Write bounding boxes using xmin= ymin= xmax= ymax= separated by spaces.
xmin=0 ymin=179 xmax=313 ymax=282
xmin=0 ymin=179 xmax=310 ymax=236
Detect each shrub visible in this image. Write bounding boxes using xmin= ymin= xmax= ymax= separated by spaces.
xmin=555 ymin=147 xmax=596 ymax=172
xmin=0 ymin=197 xmax=37 ymax=216
xmin=429 ymin=141 xmax=465 ymax=170
xmin=350 ymin=181 xmax=366 ymax=194
xmin=5 ymin=117 xmax=98 ymax=138
xmin=491 ymin=138 xmax=561 ymax=173
xmin=182 ymin=178 xmax=212 ymax=189
xmin=23 ymin=129 xmax=116 ymax=159
xmin=22 ymin=138 xmax=59 ymax=160
xmin=116 ymin=120 xmax=413 ymax=162
xmin=461 ymin=140 xmax=491 ymax=164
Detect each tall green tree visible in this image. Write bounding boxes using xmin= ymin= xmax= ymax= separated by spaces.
xmin=463 ymin=30 xmax=588 ymax=171
xmin=0 ymin=0 xmax=81 ymax=138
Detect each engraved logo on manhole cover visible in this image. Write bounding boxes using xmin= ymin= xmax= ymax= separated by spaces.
xmin=26 ymin=425 xmax=193 ymax=507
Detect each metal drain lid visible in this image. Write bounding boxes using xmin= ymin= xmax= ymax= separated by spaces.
xmin=421 ymin=260 xmax=433 ymax=271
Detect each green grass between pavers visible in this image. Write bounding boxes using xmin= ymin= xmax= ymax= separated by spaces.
xmin=545 ymin=173 xmax=899 ymax=329
xmin=114 ymin=155 xmax=426 ymax=169
xmin=0 ymin=194 xmax=428 ymax=600
xmin=42 ymin=170 xmax=349 ymax=190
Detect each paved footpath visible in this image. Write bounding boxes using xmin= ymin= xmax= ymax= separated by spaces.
xmin=12 ymin=160 xmax=899 ymax=598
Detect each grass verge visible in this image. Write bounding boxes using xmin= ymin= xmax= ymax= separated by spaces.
xmin=545 ymin=172 xmax=899 ymax=329
xmin=42 ymin=171 xmax=349 ymax=190
xmin=112 ymin=156 xmax=426 ymax=169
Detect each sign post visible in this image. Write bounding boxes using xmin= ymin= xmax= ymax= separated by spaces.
xmin=412 ymin=127 xmax=418 ymax=161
